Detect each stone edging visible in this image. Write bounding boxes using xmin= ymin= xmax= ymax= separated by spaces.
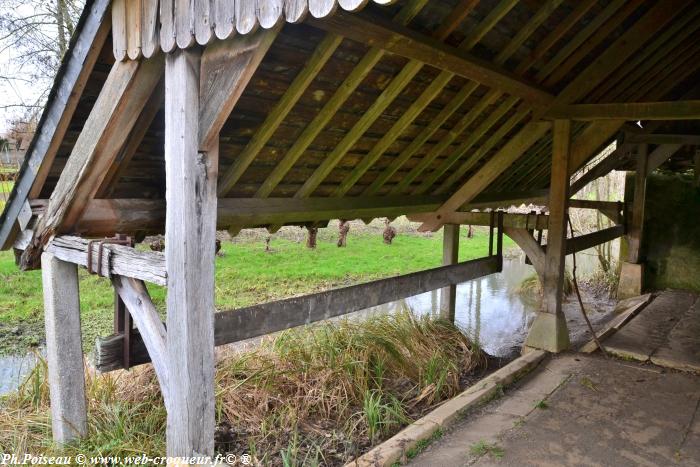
xmin=345 ymin=349 xmax=548 ymax=467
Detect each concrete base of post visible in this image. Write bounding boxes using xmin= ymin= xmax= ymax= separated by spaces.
xmin=618 ymin=262 xmax=644 ymax=299
xmin=524 ymin=312 xmax=570 ymax=353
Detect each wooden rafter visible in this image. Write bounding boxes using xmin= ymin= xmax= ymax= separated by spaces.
xmin=547 ymin=100 xmax=700 ymax=121
xmin=308 ymin=11 xmax=555 ymax=107
xmin=241 ymin=0 xmax=428 ymax=199
xmin=20 ymin=56 xmax=165 ymax=269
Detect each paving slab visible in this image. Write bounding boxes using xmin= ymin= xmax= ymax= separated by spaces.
xmin=406 ymin=354 xmax=700 ymax=467
xmin=604 ymin=290 xmax=697 ymax=361
xmin=652 ymin=297 xmax=700 ymax=372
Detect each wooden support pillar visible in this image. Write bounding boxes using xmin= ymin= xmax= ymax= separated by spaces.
xmin=440 ymin=224 xmax=459 ymax=321
xmin=525 ymin=120 xmax=571 ymax=353
xmin=694 ymin=149 xmax=700 ymax=187
xmin=618 ymin=144 xmax=648 ymax=298
xmin=41 ymin=252 xmax=87 ymax=444
xmin=164 ymin=49 xmax=217 ymax=458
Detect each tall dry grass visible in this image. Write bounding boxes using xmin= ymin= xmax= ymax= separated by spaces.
xmin=0 ymin=310 xmax=485 ymax=466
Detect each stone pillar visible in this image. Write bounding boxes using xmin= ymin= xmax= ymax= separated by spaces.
xmin=440 ymin=224 xmax=459 ymax=321
xmin=525 ymin=120 xmax=571 ymax=352
xmin=41 ymin=252 xmax=87 ymax=444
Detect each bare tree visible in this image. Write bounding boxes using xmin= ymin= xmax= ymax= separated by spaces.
xmin=0 ymin=0 xmax=84 ymax=122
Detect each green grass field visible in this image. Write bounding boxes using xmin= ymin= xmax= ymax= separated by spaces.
xmin=0 ymin=226 xmax=512 ymax=354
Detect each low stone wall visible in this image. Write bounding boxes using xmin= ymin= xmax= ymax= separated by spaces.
xmin=643 ymin=173 xmax=700 ymax=293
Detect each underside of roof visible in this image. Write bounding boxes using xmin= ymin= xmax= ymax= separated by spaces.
xmin=3 ymin=0 xmax=700 ymax=247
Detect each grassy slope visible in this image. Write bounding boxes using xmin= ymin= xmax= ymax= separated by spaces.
xmin=0 ymin=228 xmax=511 ymax=354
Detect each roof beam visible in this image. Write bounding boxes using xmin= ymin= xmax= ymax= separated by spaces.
xmin=547 ymin=100 xmax=700 ymax=121
xmin=647 ymin=144 xmax=682 ymax=175
xmin=19 ymin=56 xmax=165 ymax=269
xmin=569 ymin=145 xmax=629 ymax=196
xmin=308 ymin=11 xmax=555 ymax=108
xmin=625 ymin=133 xmax=700 ymax=145
xmin=66 ymin=196 xmax=448 ymax=235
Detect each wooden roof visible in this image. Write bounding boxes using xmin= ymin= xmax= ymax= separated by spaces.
xmin=3 ymin=0 xmax=700 ymax=248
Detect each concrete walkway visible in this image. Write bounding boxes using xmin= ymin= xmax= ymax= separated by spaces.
xmin=407 ymin=353 xmax=700 ymax=466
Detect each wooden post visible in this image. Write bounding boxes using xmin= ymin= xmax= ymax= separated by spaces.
xmin=164 ymin=49 xmax=217 ymax=457
xmin=440 ymin=224 xmax=459 ymax=321
xmin=618 ymin=144 xmax=648 ymax=298
xmin=524 ymin=119 xmax=571 ymax=352
xmin=694 ymin=149 xmax=700 ymax=187
xmin=41 ymin=252 xmax=87 ymax=444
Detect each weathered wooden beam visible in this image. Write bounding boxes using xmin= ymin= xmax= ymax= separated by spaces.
xmin=95 ymin=255 xmax=502 ymax=372
xmin=0 ymin=0 xmax=111 ymax=251
xmin=569 ymin=145 xmax=629 ymax=196
xmin=308 ymin=11 xmax=554 ymax=108
xmin=112 ymin=275 xmax=170 ymax=405
xmin=646 ymin=144 xmax=682 ymax=175
xmin=199 ymin=28 xmax=278 ymax=150
xmin=547 ymin=100 xmax=700 ymax=121
xmin=440 ymin=225 xmax=460 ymax=322
xmin=43 ymin=236 xmax=167 ymax=286
xmin=568 ymin=199 xmax=623 ymax=224
xmin=71 ymin=196 xmax=447 ymax=234
xmin=416 ymin=121 xmax=552 ymax=231
xmin=625 ymin=133 xmax=700 ymax=146
xmin=20 ymin=56 xmax=165 ymax=269
xmin=164 ymin=48 xmax=216 ymax=457
xmin=41 ymin=252 xmax=87 ymax=444
xmin=565 ymin=224 xmax=625 ymax=255
xmin=504 ymin=227 xmax=545 ymax=282
xmin=408 ymin=211 xmax=549 ymax=230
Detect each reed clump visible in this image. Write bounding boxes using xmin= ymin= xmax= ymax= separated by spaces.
xmin=1 ymin=310 xmax=485 ymax=466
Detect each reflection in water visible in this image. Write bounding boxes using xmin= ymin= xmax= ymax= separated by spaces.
xmin=365 ymin=255 xmax=539 ymax=358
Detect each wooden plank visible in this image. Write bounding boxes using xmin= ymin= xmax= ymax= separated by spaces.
xmin=285 ymin=0 xmax=310 ymax=23
xmin=542 ymin=119 xmax=571 ymax=316
xmin=236 ymin=0 xmax=258 ymax=34
xmin=112 ymin=275 xmax=170 ymax=405
xmin=568 ymin=199 xmax=623 ymax=224
xmin=141 ymin=0 xmax=160 ymax=57
xmin=160 ymin=0 xmax=177 ymax=53
xmin=217 ymin=33 xmax=343 ymax=196
xmin=111 ymin=0 xmax=127 ymax=60
xmin=194 ymin=0 xmax=214 ymax=45
xmin=466 ymin=189 xmax=549 ymax=210
xmin=579 ymin=293 xmax=653 ymax=353
xmin=309 ymin=0 xmax=337 ymax=18
xmin=175 ymin=0 xmax=195 ymax=49
xmin=41 ymin=252 xmax=87 ymax=444
xmin=126 ymin=0 xmax=142 ymax=59
xmin=199 ymin=28 xmax=278 ymax=150
xmin=646 ymin=144 xmax=682 ymax=175
xmin=164 ymin=48 xmax=216 ymax=457
xmin=73 ymin=196 xmax=447 ymax=234
xmin=213 ymin=0 xmax=236 ymax=39
xmin=548 ymin=100 xmax=700 ymax=121
xmin=257 ymin=0 xmax=284 ymax=28
xmin=308 ymin=12 xmax=554 ymax=108
xmin=566 ymin=225 xmax=625 ymax=255
xmin=96 ymin=255 xmax=502 ymax=371
xmin=0 ymin=0 xmax=111 ymax=250
xmin=440 ymin=224 xmax=459 ymax=322
xmin=19 ymin=56 xmax=165 ymax=269
xmin=44 ymin=236 xmax=167 ymax=286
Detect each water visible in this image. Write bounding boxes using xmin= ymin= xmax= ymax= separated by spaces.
xmin=0 ymin=351 xmax=40 ymax=396
xmin=362 ymin=255 xmax=539 ymax=357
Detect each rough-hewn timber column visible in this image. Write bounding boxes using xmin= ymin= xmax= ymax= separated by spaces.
xmin=524 ymin=119 xmax=571 ymax=352
xmin=440 ymin=224 xmax=459 ymax=321
xmin=41 ymin=252 xmax=87 ymax=444
xmin=165 ymin=49 xmax=217 ymax=457
xmin=618 ymin=144 xmax=648 ymax=298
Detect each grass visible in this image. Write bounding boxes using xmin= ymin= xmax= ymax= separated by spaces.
xmin=0 ymin=224 xmax=512 ymax=354
xmin=470 ymin=440 xmax=505 ymax=459
xmin=534 ymin=399 xmax=548 ymax=409
xmin=0 ymin=310 xmax=486 ymax=466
